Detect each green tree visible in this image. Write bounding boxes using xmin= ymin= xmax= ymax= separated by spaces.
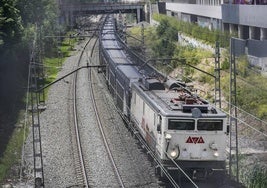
xmin=17 ymin=0 xmax=46 ymax=25
xmin=153 ymin=19 xmax=177 ymax=58
xmin=0 ymin=0 xmax=22 ymax=50
xmin=153 ymin=38 xmax=176 ymax=58
xmin=153 ymin=14 xmax=232 ymax=48
xmin=17 ymin=0 xmax=59 ymax=56
xmin=156 ymin=18 xmax=177 ymax=41
xmin=0 ymin=7 xmax=5 ymax=45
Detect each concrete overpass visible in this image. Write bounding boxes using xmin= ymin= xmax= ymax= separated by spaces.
xmin=59 ymin=2 xmax=146 ymax=26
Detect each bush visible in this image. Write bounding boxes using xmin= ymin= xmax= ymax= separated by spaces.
xmin=153 ymin=14 xmax=233 ymax=48
xmin=258 ymin=104 xmax=267 ymax=119
xmin=248 ymin=165 xmax=267 ymax=188
xmin=237 ymin=56 xmax=249 ymax=77
xmin=221 ymin=58 xmax=230 ymax=70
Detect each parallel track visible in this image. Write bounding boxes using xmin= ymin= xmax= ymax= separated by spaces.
xmin=72 ymin=34 xmax=94 ymax=187
xmin=71 ymin=16 xmax=101 ymax=187
xmin=70 ymin=15 xmax=244 ymax=188
xmin=87 ymin=35 xmax=126 ymax=188
xmin=71 ymin=16 xmax=125 ymax=187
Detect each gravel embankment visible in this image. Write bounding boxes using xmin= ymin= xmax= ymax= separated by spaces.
xmin=77 ymin=41 xmax=160 ymax=187
xmin=22 ymin=37 xmax=161 ymax=187
xmin=22 ymin=41 xmax=88 ymax=187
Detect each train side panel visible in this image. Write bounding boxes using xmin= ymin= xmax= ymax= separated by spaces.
xmin=115 ymin=66 xmax=141 ymax=116
xmin=130 ymin=87 xmax=160 ymax=153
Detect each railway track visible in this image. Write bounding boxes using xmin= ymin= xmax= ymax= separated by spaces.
xmin=70 ymin=16 xmax=101 ymax=187
xmin=71 ymin=32 xmax=94 ymax=187
xmin=70 ymin=16 xmax=126 ymax=187
xmin=27 ymin=14 xmax=244 ymax=188
xmin=70 ymin=14 xmax=237 ymax=188
xmin=87 ymin=44 xmax=126 ymax=188
xmin=86 ymin=39 xmax=161 ymax=187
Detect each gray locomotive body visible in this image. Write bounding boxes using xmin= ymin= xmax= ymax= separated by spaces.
xmin=99 ymin=16 xmax=228 ymax=180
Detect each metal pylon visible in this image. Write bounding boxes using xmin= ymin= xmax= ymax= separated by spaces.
xmin=36 ymin=23 xmax=46 ymax=106
xmin=229 ymin=38 xmax=239 ymax=182
xmin=214 ymin=41 xmax=221 ymax=108
xmin=30 ymin=63 xmax=45 ymax=187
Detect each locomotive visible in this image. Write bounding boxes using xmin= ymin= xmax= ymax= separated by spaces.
xmin=99 ymin=15 xmax=228 ymax=181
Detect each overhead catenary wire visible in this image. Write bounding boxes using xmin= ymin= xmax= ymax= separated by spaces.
xmin=221 ymin=100 xmax=267 ymax=138
xmin=169 ymin=58 xmax=267 ymax=124
xmin=154 ymin=59 xmax=267 ymax=140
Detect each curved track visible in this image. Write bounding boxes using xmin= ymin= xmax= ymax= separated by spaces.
xmin=70 ymin=16 xmax=102 ymax=187
xmin=73 ymin=38 xmax=92 ymax=187
xmin=71 ymin=16 xmax=126 ymax=187
xmin=87 ymin=43 xmax=126 ymax=188
xmin=72 ymin=29 xmax=95 ymax=187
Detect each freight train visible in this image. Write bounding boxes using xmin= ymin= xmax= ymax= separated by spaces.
xmin=99 ymin=15 xmax=228 ymax=181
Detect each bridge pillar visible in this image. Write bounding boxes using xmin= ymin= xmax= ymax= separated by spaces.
xmin=137 ymin=8 xmax=141 ymax=23
xmin=58 ymin=13 xmax=65 ymax=25
xmin=63 ymin=11 xmax=74 ymax=28
xmin=64 ymin=11 xmax=69 ymax=26
xmin=70 ymin=11 xmax=74 ymax=28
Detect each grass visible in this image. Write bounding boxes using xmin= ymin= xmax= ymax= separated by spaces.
xmin=42 ymin=33 xmax=77 ymax=98
xmin=248 ymin=166 xmax=267 ymax=188
xmin=44 ymin=57 xmax=62 ymax=82
xmin=0 ymin=111 xmax=28 ymax=183
xmin=240 ymin=163 xmax=267 ymax=188
xmin=0 ymin=32 xmax=77 ymax=184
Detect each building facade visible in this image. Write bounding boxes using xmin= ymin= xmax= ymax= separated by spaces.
xmin=165 ymin=0 xmax=267 ymax=71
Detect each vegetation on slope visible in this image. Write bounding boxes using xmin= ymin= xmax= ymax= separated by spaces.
xmin=128 ymin=15 xmax=267 ymax=120
xmin=153 ymin=14 xmax=235 ymax=48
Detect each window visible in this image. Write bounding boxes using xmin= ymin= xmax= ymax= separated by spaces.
xmin=168 ymin=119 xmax=195 ymax=130
xmin=197 ymin=120 xmax=223 ymax=131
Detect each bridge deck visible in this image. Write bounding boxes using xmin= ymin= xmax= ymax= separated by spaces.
xmin=60 ymin=2 xmax=144 ymax=12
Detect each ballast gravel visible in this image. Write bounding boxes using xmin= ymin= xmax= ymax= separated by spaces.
xmin=22 ymin=38 xmax=161 ymax=187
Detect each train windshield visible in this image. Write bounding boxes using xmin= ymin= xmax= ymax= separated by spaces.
xmin=168 ymin=119 xmax=195 ymax=130
xmin=197 ymin=119 xmax=223 ymax=131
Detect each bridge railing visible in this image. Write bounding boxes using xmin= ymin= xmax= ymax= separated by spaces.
xmin=60 ymin=2 xmax=145 ymax=11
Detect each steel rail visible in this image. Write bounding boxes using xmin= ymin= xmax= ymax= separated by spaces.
xmin=88 ymin=40 xmax=126 ymax=188
xmin=71 ymin=18 xmax=101 ymax=187
xmin=72 ymin=36 xmax=93 ymax=188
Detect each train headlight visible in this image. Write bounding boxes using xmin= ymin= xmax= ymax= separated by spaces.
xmin=170 ymin=150 xmax=178 ymax=158
xmin=168 ymin=147 xmax=180 ymax=159
xmin=214 ymin=151 xmax=219 ymax=157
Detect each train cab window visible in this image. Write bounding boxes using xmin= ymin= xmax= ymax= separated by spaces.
xmin=168 ymin=119 xmax=195 ymax=130
xmin=197 ymin=120 xmax=223 ymax=131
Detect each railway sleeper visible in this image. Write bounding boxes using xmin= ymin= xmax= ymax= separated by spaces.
xmin=35 ymin=177 xmax=43 ymax=188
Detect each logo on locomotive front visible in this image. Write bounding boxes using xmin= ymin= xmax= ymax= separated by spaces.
xmin=186 ymin=136 xmax=205 ymax=144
